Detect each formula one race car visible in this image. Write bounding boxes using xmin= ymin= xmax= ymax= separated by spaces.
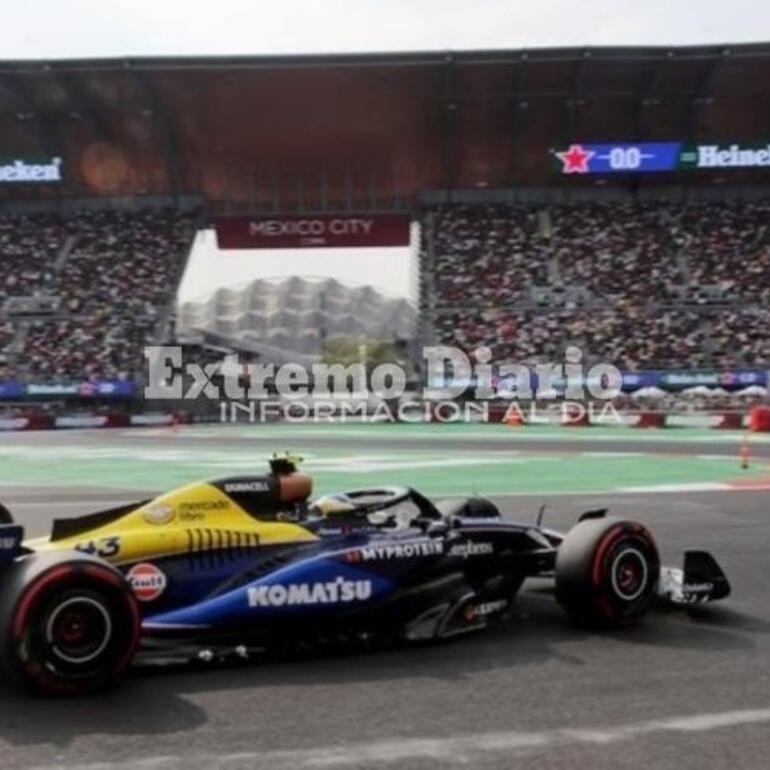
xmin=0 ymin=454 xmax=731 ymax=694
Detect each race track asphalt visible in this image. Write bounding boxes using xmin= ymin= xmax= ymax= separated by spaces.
xmin=1 ymin=425 xmax=769 ymax=770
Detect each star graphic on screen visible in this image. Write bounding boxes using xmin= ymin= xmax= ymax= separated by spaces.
xmin=555 ymin=144 xmax=595 ymax=173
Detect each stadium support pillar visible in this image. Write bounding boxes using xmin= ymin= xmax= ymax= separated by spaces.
xmin=420 ymin=211 xmax=437 ymax=348
xmin=508 ymin=55 xmax=527 ymax=184
xmin=0 ymin=71 xmax=62 ymax=161
xmin=128 ymin=66 xmax=184 ymax=197
xmin=442 ymin=55 xmax=456 ymax=193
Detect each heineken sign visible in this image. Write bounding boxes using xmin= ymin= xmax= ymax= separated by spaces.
xmin=552 ymin=142 xmax=770 ymax=174
xmin=682 ymin=144 xmax=770 ymax=169
xmin=0 ymin=156 xmax=63 ymax=184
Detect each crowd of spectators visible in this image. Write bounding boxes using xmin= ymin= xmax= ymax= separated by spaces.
xmin=55 ymin=210 xmax=194 ymax=316
xmin=0 ymin=320 xmax=14 ymax=349
xmin=708 ymin=309 xmax=770 ymax=368
xmin=434 ymin=307 xmax=716 ymax=369
xmin=428 ymin=200 xmax=770 ymax=369
xmin=428 ymin=205 xmax=548 ymax=308
xmin=20 ymin=315 xmax=159 ymax=380
xmin=0 ymin=320 xmax=15 ymax=377
xmin=675 ymin=200 xmax=770 ymax=302
xmin=1 ymin=198 xmax=768 ymax=383
xmin=0 ymin=208 xmax=196 ymax=381
xmin=550 ymin=199 xmax=770 ymax=303
xmin=550 ymin=202 xmax=685 ymax=302
xmin=0 ymin=213 xmax=67 ymax=302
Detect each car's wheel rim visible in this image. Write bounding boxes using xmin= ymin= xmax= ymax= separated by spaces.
xmin=45 ymin=597 xmax=112 ymax=665
xmin=610 ymin=548 xmax=648 ymax=601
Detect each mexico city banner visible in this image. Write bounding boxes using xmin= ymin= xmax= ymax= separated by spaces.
xmin=215 ymin=214 xmax=411 ymax=249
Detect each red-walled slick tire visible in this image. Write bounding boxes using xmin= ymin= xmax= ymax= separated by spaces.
xmin=555 ymin=517 xmax=660 ymax=628
xmin=0 ymin=552 xmax=140 ymax=695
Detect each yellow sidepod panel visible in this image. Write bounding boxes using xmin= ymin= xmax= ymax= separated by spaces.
xmin=27 ymin=481 xmax=318 ymax=565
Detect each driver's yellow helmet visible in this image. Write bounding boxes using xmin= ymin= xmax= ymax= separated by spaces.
xmin=309 ymin=493 xmax=357 ymax=517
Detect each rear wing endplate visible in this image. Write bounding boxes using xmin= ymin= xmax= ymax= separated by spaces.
xmin=0 ymin=524 xmax=25 ymax=568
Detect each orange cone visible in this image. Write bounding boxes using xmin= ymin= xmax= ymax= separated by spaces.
xmin=740 ymin=439 xmax=750 ymax=470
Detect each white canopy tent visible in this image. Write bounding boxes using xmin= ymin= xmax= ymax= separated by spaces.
xmin=630 ymin=386 xmax=669 ymax=400
xmin=738 ymin=385 xmax=769 ymax=397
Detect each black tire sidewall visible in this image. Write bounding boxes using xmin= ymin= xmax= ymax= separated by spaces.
xmin=3 ymin=564 xmax=140 ymax=694
xmin=555 ymin=518 xmax=660 ymax=627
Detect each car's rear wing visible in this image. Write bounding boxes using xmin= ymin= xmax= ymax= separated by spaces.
xmin=0 ymin=503 xmax=13 ymax=525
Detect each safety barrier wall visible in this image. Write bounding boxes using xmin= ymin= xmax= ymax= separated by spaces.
xmin=1 ymin=409 xmax=769 ymax=431
xmin=0 ymin=413 xmax=177 ymax=431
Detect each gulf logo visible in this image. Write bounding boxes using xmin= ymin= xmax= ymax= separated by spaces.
xmin=127 ymin=563 xmax=167 ymax=602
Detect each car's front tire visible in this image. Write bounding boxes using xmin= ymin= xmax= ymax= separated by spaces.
xmin=555 ymin=517 xmax=660 ymax=627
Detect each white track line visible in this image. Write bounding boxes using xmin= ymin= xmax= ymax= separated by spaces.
xmin=618 ymin=482 xmax=733 ymax=493
xmin=29 ymin=707 xmax=770 ymax=769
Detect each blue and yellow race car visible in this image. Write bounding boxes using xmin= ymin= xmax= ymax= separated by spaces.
xmin=0 ymin=454 xmax=730 ymax=694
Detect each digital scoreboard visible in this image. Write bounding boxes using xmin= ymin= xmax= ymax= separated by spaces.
xmin=552 ymin=142 xmax=770 ymax=174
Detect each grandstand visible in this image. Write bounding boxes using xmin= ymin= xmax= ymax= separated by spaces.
xmin=0 ymin=44 xmax=769 ymax=397
xmin=423 ymin=199 xmax=770 ymax=367
xmin=1 ymin=208 xmax=197 ymax=381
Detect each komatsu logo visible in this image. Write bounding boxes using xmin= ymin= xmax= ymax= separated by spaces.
xmin=0 ymin=157 xmax=62 ymax=183
xmin=248 ymin=577 xmax=373 ymax=607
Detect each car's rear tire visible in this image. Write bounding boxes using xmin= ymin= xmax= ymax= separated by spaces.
xmin=555 ymin=517 xmax=660 ymax=628
xmin=0 ymin=553 xmax=140 ymax=694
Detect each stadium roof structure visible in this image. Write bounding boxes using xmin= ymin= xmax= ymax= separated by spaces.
xmin=176 ymin=276 xmax=417 ymax=361
xmin=1 ymin=43 xmax=770 ymax=208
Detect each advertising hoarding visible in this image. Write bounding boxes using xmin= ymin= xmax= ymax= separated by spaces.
xmin=552 ymin=142 xmax=770 ymax=174
xmin=215 ymin=214 xmax=411 ymax=249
